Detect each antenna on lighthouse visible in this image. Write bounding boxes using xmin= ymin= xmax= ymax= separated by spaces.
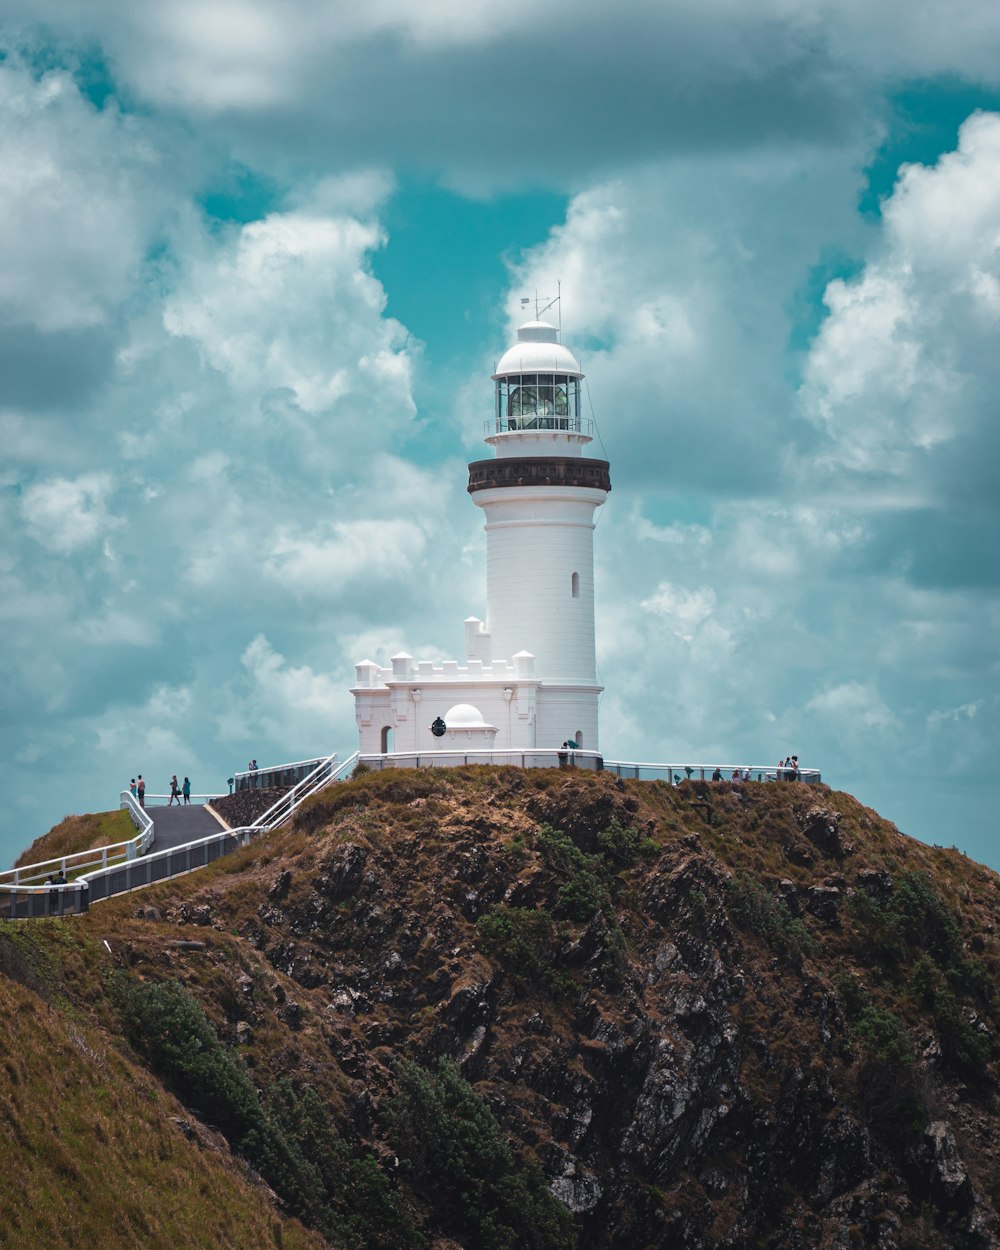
xmin=519 ymin=281 xmax=563 ymax=337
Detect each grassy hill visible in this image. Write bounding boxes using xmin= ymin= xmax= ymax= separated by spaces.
xmin=3 ymin=768 xmax=1000 ymax=1249
xmin=14 ymin=808 xmax=136 ymax=868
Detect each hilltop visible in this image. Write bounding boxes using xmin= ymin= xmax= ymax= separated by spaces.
xmin=3 ymin=768 xmax=1000 ymax=1249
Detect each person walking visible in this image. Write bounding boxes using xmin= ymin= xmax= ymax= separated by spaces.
xmin=169 ymin=774 xmax=181 ymax=806
xmin=137 ymin=775 xmax=146 ymax=808
xmin=182 ymin=776 xmax=191 ymax=805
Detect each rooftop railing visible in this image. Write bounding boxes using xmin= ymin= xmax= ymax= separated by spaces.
xmin=486 ymin=416 xmax=594 ymax=438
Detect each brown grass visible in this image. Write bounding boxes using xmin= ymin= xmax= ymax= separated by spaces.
xmin=14 ymin=810 xmax=136 ymax=870
xmin=0 ymin=965 xmax=326 ymax=1250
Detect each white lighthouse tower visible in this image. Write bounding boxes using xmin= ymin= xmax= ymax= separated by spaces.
xmin=352 ymin=316 xmax=611 ymax=758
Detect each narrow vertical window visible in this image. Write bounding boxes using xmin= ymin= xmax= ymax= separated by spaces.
xmin=571 ymin=571 xmax=580 ymax=598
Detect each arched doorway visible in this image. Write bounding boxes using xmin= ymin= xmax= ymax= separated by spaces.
xmin=380 ymin=725 xmax=394 ymax=753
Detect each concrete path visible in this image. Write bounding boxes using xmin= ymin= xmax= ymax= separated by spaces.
xmin=148 ymin=804 xmax=222 ymax=852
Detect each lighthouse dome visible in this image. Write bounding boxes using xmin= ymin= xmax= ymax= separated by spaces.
xmin=445 ymin=703 xmax=487 ymax=727
xmin=493 ymin=320 xmax=582 ymax=379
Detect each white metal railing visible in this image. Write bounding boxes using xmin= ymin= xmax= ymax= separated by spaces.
xmin=1 ymin=747 xmax=822 ymax=920
xmin=600 ymin=761 xmax=822 ymax=784
xmin=0 ymin=750 xmax=347 ymax=919
xmin=243 ymin=752 xmax=345 ymax=830
xmin=136 ymin=793 xmax=219 ymax=806
xmin=0 ymin=790 xmax=156 ymax=892
xmin=359 ymin=750 xmax=821 ymax=786
xmin=232 ymin=755 xmax=329 ymax=792
xmin=360 ymin=748 xmax=604 ymax=771
xmin=485 ymin=416 xmax=594 ymax=437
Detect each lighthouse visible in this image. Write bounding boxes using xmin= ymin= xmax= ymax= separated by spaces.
xmin=352 ymin=316 xmax=611 ymax=757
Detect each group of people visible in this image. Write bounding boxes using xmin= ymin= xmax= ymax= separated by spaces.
xmin=168 ymin=774 xmax=192 ymax=805
xmin=127 ymin=775 xmax=192 ymax=806
xmin=705 ymin=756 xmax=800 ymax=783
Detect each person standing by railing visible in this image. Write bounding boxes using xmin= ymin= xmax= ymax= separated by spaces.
xmin=137 ymin=775 xmax=146 ymax=808
xmin=182 ymin=776 xmax=191 ymax=805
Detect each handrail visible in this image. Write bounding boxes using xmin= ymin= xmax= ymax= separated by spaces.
xmin=138 ymin=793 xmax=220 ymax=804
xmin=248 ymin=750 xmax=342 ymax=830
xmin=358 ymin=750 xmax=821 ymax=785
xmin=232 ymin=755 xmax=328 ymax=784
xmin=1 ymin=746 xmax=822 ymax=920
xmin=0 ymin=748 xmax=347 ymax=918
xmin=0 ymin=790 xmax=156 ymax=889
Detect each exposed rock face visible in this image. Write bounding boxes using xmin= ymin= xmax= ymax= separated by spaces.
xmin=801 ymin=806 xmax=855 ymax=859
xmin=210 ymin=787 xmax=289 ymax=829
xmin=38 ymin=769 xmax=1000 ymax=1249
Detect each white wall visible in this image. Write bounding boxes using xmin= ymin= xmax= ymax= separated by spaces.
xmin=474 ymin=486 xmax=606 ymax=684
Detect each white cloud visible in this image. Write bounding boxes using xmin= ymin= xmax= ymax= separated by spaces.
xmin=0 ymin=57 xmax=168 ymax=331
xmin=239 ymin=634 xmax=347 ymax=744
xmin=266 ymin=518 xmax=428 ymax=592
xmin=164 ymin=209 xmax=413 ymax=420
xmin=806 ymin=680 xmax=897 ymax=731
xmin=20 ymin=473 xmax=116 ymax=554
xmin=641 ymin=583 xmax=718 ymax=641
xmin=800 ymin=111 xmax=1000 ymax=486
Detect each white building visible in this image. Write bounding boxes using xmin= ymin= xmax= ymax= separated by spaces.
xmin=351 ymin=318 xmax=611 ymax=756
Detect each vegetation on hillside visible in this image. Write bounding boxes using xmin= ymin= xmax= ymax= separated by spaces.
xmin=14 ymin=808 xmax=135 ymax=869
xmin=4 ymin=767 xmax=1000 ymax=1249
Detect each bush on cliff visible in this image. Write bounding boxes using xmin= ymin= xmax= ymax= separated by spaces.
xmin=109 ymin=974 xmax=418 ymax=1248
xmin=388 ymin=1058 xmax=576 ymax=1250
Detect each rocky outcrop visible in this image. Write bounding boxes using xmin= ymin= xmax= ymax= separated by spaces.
xmin=53 ymin=768 xmax=1000 ymax=1250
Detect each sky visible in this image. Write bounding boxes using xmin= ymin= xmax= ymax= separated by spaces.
xmin=2 ymin=1 xmax=1000 ymax=870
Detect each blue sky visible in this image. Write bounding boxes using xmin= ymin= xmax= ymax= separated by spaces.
xmin=2 ymin=1 xmax=1000 ymax=870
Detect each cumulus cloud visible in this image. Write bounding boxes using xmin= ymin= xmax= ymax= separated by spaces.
xmin=806 ymin=680 xmax=897 ymax=731
xmin=800 ymin=112 xmax=1000 ymax=499
xmin=238 ymin=634 xmax=349 ymax=746
xmin=164 ymin=208 xmax=412 ymax=420
xmin=3 ymin=3 xmax=1000 ymax=876
xmin=20 ymin=473 xmax=116 ymax=554
xmin=0 ymin=56 xmax=168 ymax=332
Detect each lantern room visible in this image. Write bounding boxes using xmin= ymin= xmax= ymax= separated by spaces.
xmin=492 ymin=320 xmax=583 ymax=433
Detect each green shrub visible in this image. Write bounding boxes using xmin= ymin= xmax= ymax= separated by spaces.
xmin=108 ymin=974 xmax=264 ymax=1142
xmin=890 ymin=873 xmax=963 ymax=969
xmin=388 ymin=1059 xmax=576 ymax=1250
xmin=476 ymin=905 xmax=567 ymax=994
xmin=847 ymin=872 xmax=970 ymax=978
xmin=109 ymin=975 xmax=418 ymax=1248
xmin=832 ymin=970 xmax=869 ymax=1023
xmin=852 ymin=1005 xmax=913 ymax=1068
xmin=268 ymin=1078 xmax=421 ymax=1249
xmin=850 ymin=1005 xmax=926 ymax=1138
xmin=725 ymin=875 xmax=817 ymax=962
xmin=535 ymin=824 xmax=614 ymax=922
xmin=595 ymin=818 xmax=655 ymax=866
xmin=908 ymin=955 xmax=991 ymax=1080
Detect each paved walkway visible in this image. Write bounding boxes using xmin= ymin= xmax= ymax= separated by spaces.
xmin=148 ymin=804 xmax=222 ymax=852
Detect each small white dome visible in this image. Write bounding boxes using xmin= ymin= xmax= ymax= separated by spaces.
xmin=493 ymin=320 xmax=582 ymax=378
xmin=445 ymin=703 xmax=486 ymax=727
